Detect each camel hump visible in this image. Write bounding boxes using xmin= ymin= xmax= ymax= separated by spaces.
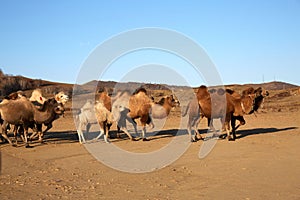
xmin=133 ymin=87 xmax=148 ymax=95
xmin=242 ymin=87 xmax=255 ymax=96
xmin=199 ymin=85 xmax=207 ymax=90
xmin=226 ymin=89 xmax=235 ymax=95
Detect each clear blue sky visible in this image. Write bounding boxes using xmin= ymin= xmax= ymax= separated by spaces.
xmin=0 ymin=0 xmax=299 ymax=86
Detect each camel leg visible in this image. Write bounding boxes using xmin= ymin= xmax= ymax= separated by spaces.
xmin=27 ymin=122 xmax=38 ymax=141
xmin=222 ymin=115 xmax=232 ymax=141
xmin=1 ymin=122 xmax=15 ymax=146
xmin=13 ymin=125 xmax=18 ymax=145
xmin=36 ymin=124 xmax=44 ymax=143
xmin=104 ymin=124 xmax=110 ymax=143
xmin=116 ymin=125 xmax=121 ymax=138
xmin=43 ymin=123 xmax=53 ymax=134
xmin=187 ymin=114 xmax=195 ymax=142
xmin=235 ymin=116 xmax=245 ymax=131
xmin=77 ymin=129 xmax=85 ymax=144
xmin=141 ymin=126 xmax=149 ymax=141
xmin=95 ymin=129 xmax=104 ymax=141
xmin=85 ymin=123 xmax=91 ymax=134
xmin=131 ymin=119 xmax=138 ymax=136
xmin=208 ymin=118 xmax=216 ymax=132
xmin=187 ymin=123 xmax=194 ymax=142
xmin=120 ymin=126 xmax=135 ymax=141
xmin=194 ymin=115 xmax=204 ymax=141
xmin=188 ymin=115 xmax=202 ymax=142
xmin=230 ymin=117 xmax=237 ymax=141
xmin=141 ymin=116 xmax=149 ymax=141
xmin=23 ymin=126 xmax=31 ymax=148
xmin=147 ymin=115 xmax=154 ymax=129
xmin=117 ymin=116 xmax=135 ymax=140
xmin=125 ymin=114 xmax=138 ymax=135
xmin=224 ymin=122 xmax=231 ymax=140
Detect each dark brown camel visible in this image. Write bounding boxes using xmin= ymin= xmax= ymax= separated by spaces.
xmin=0 ymin=97 xmax=65 ymax=147
xmin=183 ymin=85 xmax=266 ymax=142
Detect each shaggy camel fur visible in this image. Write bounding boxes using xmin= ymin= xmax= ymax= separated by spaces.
xmin=97 ymin=90 xmax=137 ymax=140
xmin=4 ymin=89 xmax=68 ymax=143
xmin=127 ymin=88 xmax=154 ymax=141
xmin=29 ymin=90 xmax=69 ymax=137
xmin=94 ymin=101 xmax=114 ymax=143
xmin=111 ymin=91 xmax=138 ymax=141
xmin=183 ymin=86 xmax=260 ymax=142
xmin=151 ymin=95 xmax=180 ymax=119
xmin=0 ymin=96 xmax=33 ymax=147
xmin=124 ymin=88 xmax=179 ymax=141
xmin=0 ymin=97 xmax=64 ymax=147
xmin=76 ymin=100 xmax=114 ymax=144
xmin=182 ymin=95 xmax=202 ymax=142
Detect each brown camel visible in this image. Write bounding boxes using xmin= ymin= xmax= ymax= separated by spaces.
xmin=127 ymin=88 xmax=153 ymax=141
xmin=184 ymin=85 xmax=266 ymax=142
xmin=151 ymin=95 xmax=180 ymax=119
xmin=0 ymin=97 xmax=64 ymax=147
xmin=76 ymin=99 xmax=114 ymax=144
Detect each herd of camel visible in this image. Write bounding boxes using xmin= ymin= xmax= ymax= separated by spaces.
xmin=0 ymin=85 xmax=268 ymax=148
xmin=75 ymin=85 xmax=268 ymax=144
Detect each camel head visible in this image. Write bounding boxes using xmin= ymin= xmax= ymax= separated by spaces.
xmin=168 ymin=95 xmax=180 ymax=107
xmin=55 ymin=91 xmax=69 ymax=105
xmin=249 ymin=87 xmax=269 ymax=114
xmin=5 ymin=91 xmax=26 ymax=100
xmin=157 ymin=94 xmax=180 ymax=108
xmin=53 ymin=100 xmax=65 ymax=115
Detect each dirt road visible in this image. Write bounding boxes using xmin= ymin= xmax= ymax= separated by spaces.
xmin=1 ymin=105 xmax=300 ymax=199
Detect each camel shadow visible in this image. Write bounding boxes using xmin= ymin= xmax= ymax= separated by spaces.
xmin=235 ymin=127 xmax=298 ymax=139
xmin=102 ymin=129 xmax=188 ymax=142
xmin=146 ymin=129 xmax=189 ymax=141
xmin=38 ymin=130 xmax=79 ymax=144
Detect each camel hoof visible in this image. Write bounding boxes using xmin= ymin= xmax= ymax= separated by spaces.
xmin=131 ymin=137 xmax=138 ymax=141
xmin=39 ymin=141 xmax=46 ymax=144
xmin=25 ymin=144 xmax=33 ymax=148
xmin=219 ymin=134 xmax=227 ymax=139
xmin=142 ymin=138 xmax=150 ymax=141
xmin=194 ymin=136 xmax=203 ymax=141
xmin=228 ymin=137 xmax=235 ymax=141
xmin=12 ymin=143 xmax=18 ymax=147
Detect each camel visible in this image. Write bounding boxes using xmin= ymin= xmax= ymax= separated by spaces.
xmin=76 ymin=99 xmax=114 ymax=144
xmin=1 ymin=89 xmax=67 ymax=145
xmin=182 ymin=95 xmax=202 ymax=142
xmin=183 ymin=85 xmax=267 ymax=142
xmin=126 ymin=88 xmax=180 ymax=141
xmin=94 ymin=101 xmax=114 ymax=143
xmin=28 ymin=90 xmax=69 ymax=138
xmin=150 ymin=95 xmax=180 ymax=119
xmin=111 ymin=88 xmax=174 ymax=140
xmin=126 ymin=88 xmax=155 ymax=141
xmin=0 ymin=97 xmax=65 ymax=147
xmin=111 ymin=90 xmax=138 ymax=141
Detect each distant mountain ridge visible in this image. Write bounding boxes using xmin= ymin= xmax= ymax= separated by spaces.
xmin=226 ymin=81 xmax=299 ymax=91
xmin=0 ymin=69 xmax=298 ymax=98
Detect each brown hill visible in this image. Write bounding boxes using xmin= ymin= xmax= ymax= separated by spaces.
xmin=0 ymin=69 xmax=73 ymax=98
xmin=227 ymin=81 xmax=298 ymax=91
xmin=0 ymin=69 xmax=298 ymax=99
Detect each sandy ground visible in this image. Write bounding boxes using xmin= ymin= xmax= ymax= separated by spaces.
xmin=1 ymin=101 xmax=300 ymax=199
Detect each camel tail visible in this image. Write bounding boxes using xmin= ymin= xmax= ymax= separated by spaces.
xmin=181 ymin=102 xmax=190 ymax=117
